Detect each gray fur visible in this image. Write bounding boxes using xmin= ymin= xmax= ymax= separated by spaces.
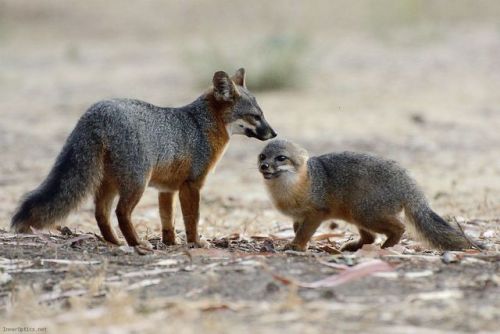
xmin=12 ymin=69 xmax=276 ymax=234
xmin=260 ymin=140 xmax=474 ymax=251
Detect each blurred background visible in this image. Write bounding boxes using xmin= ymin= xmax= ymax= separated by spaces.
xmin=1 ymin=0 xmax=499 ymax=238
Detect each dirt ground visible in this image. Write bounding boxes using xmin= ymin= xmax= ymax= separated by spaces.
xmin=0 ymin=1 xmax=499 ymax=333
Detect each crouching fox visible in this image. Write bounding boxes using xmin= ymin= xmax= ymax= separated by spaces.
xmin=259 ymin=140 xmax=479 ymax=252
xmin=12 ymin=68 xmax=276 ymax=248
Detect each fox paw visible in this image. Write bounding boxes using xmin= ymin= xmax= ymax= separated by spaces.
xmin=134 ymin=240 xmax=154 ymax=255
xmin=283 ymin=242 xmax=307 ymax=252
xmin=162 ymin=236 xmax=181 ymax=246
xmin=188 ymin=238 xmax=210 ymax=249
xmin=162 ymin=229 xmax=180 ymax=246
xmin=340 ymin=241 xmax=363 ymax=252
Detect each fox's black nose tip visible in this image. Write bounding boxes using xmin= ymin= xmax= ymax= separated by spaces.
xmin=270 ymin=129 xmax=277 ymax=138
xmin=260 ymin=163 xmax=269 ymax=171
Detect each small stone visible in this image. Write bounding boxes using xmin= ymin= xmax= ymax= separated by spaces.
xmin=59 ymin=226 xmax=73 ymax=236
xmin=482 ymin=230 xmax=495 ymax=238
xmin=321 ymin=290 xmax=336 ymax=299
xmin=0 ymin=273 xmax=12 ymax=285
xmin=266 ymin=282 xmax=280 ymax=293
xmin=110 ymin=245 xmax=135 ymax=256
xmin=260 ymin=239 xmax=276 ymax=253
xmin=442 ymin=251 xmax=460 ymax=264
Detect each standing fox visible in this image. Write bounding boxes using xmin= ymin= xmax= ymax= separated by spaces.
xmin=12 ymin=68 xmax=276 ymax=248
xmin=259 ymin=140 xmax=477 ymax=252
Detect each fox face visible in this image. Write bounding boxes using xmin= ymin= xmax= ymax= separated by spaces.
xmin=212 ymin=69 xmax=277 ymax=141
xmin=258 ymin=140 xmax=309 ymax=180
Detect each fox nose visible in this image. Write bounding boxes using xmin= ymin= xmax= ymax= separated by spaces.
xmin=270 ymin=129 xmax=277 ymax=138
xmin=260 ymin=163 xmax=269 ymax=171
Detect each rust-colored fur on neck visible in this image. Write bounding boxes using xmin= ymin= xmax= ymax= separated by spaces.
xmin=202 ymin=91 xmax=231 ymax=179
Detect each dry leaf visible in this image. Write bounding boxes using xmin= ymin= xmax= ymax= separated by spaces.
xmin=314 ymin=257 xmax=349 ymax=270
xmin=40 ymin=259 xmax=101 ymax=265
xmin=354 ymin=244 xmax=399 ymax=257
xmin=404 ymin=270 xmax=434 ymax=279
xmin=298 ymin=259 xmax=393 ymax=288
xmin=126 ymin=279 xmax=161 ymax=291
xmin=407 ymin=290 xmax=464 ymax=301
xmin=250 ymin=234 xmax=272 ymax=241
xmin=268 ymin=259 xmax=393 ymax=289
xmin=317 ymin=245 xmax=342 ymax=254
xmin=62 ymin=234 xmax=95 ymax=246
xmin=154 ymin=259 xmax=180 ymax=266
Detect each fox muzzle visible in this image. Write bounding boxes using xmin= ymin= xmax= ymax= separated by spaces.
xmin=251 ymin=122 xmax=277 ymax=141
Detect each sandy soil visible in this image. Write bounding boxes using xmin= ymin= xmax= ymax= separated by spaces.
xmin=0 ymin=1 xmax=499 ymax=333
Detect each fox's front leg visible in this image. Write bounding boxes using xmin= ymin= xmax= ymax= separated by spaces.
xmin=285 ymin=219 xmax=322 ymax=252
xmin=293 ymin=220 xmax=303 ymax=233
xmin=179 ymin=182 xmax=208 ymax=248
xmin=159 ymin=192 xmax=178 ymax=245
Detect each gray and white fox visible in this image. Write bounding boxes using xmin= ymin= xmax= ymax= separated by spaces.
xmin=259 ymin=140 xmax=477 ymax=252
xmin=12 ymin=68 xmax=276 ymax=248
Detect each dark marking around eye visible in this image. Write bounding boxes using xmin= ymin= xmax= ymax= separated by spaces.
xmin=276 ymin=155 xmax=287 ymax=162
xmin=259 ymin=154 xmax=266 ymax=161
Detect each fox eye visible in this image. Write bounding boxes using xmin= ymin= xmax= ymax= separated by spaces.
xmin=252 ymin=115 xmax=261 ymax=122
xmin=276 ymin=155 xmax=287 ymax=162
xmin=258 ymin=154 xmax=266 ymax=161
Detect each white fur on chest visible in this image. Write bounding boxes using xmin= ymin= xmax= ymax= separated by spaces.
xmin=266 ymin=173 xmax=299 ymax=197
xmin=265 ymin=173 xmax=309 ymax=217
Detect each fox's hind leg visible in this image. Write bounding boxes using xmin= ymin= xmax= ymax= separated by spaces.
xmin=115 ymin=186 xmax=146 ymax=247
xmin=376 ymin=215 xmax=405 ymax=248
xmin=355 ymin=215 xmax=405 ymax=249
xmin=94 ymin=180 xmax=121 ymax=245
xmin=159 ymin=191 xmax=177 ymax=245
xmin=341 ymin=228 xmax=376 ymax=252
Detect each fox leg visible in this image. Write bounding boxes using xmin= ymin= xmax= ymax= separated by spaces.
xmin=284 ymin=218 xmax=322 ymax=251
xmin=341 ymin=228 xmax=376 ymax=252
xmin=376 ymin=216 xmax=405 ymax=248
xmin=293 ymin=220 xmax=303 ymax=233
xmin=115 ymin=187 xmax=146 ymax=247
xmin=94 ymin=180 xmax=121 ymax=245
xmin=159 ymin=191 xmax=177 ymax=245
xmin=179 ymin=182 xmax=207 ymax=248
xmin=353 ymin=215 xmax=405 ymax=249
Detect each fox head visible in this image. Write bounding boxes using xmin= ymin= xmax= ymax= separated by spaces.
xmin=210 ymin=68 xmax=277 ymax=141
xmin=258 ymin=140 xmax=309 ymax=180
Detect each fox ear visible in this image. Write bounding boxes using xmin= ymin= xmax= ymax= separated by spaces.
xmin=213 ymin=71 xmax=236 ymax=102
xmin=231 ymin=68 xmax=246 ymax=87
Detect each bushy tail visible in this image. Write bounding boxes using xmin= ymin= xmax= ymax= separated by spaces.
xmin=404 ymin=198 xmax=475 ymax=251
xmin=11 ymin=128 xmax=102 ymax=233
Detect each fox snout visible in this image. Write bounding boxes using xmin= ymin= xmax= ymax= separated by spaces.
xmin=260 ymin=162 xmax=270 ymax=171
xmin=251 ymin=120 xmax=277 ymax=141
xmin=259 ymin=161 xmax=282 ymax=179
